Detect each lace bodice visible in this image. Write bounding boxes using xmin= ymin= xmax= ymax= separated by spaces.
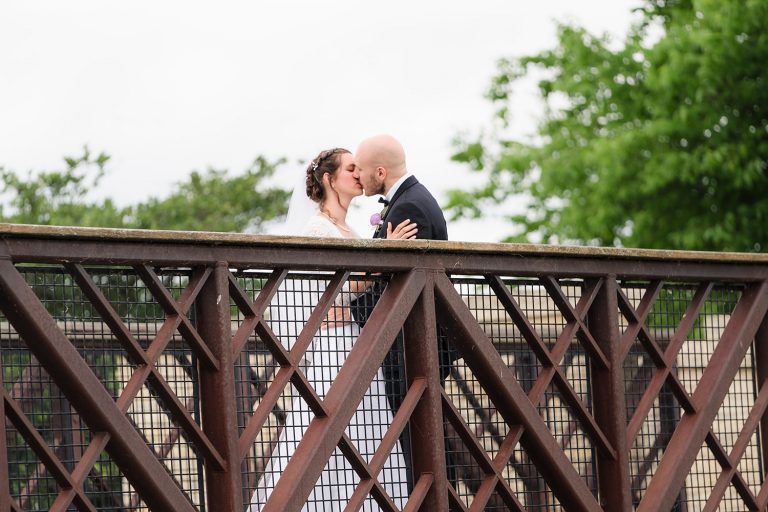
xmin=301 ymin=213 xmax=360 ymax=239
xmin=299 ymin=214 xmax=361 ymax=308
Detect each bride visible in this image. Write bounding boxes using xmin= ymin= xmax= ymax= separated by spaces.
xmin=249 ymin=148 xmax=416 ymax=511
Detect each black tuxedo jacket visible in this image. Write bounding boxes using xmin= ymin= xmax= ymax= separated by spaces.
xmin=352 ymin=176 xmax=447 ymax=326
xmin=374 ymin=176 xmax=448 ymax=241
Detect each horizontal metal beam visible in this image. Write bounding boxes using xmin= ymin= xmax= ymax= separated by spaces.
xmin=3 ymin=223 xmax=768 ymax=265
xmin=3 ymin=236 xmax=768 ymax=282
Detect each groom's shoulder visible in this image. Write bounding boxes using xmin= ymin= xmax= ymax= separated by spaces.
xmin=402 ymin=176 xmax=435 ymax=197
xmin=410 ymin=180 xmax=440 ymax=205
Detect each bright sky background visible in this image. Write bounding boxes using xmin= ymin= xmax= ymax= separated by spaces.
xmin=0 ymin=1 xmax=642 ymax=241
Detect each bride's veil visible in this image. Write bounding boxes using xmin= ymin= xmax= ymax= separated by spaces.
xmin=251 ymin=172 xmax=325 ymax=508
xmin=264 ymin=172 xmax=322 ymax=359
xmin=269 ymin=173 xmax=319 ymax=236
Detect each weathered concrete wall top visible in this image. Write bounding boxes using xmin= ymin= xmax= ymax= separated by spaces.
xmin=1 ymin=222 xmax=767 ymax=264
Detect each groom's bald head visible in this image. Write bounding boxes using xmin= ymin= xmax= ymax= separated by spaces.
xmin=357 ymin=135 xmax=407 ymax=176
xmin=354 ymin=134 xmax=407 ymax=196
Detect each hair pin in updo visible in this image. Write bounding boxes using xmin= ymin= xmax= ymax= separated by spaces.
xmin=310 ymin=161 xmax=319 ymax=171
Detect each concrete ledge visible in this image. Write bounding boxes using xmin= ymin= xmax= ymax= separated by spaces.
xmin=1 ymin=222 xmax=766 ymax=264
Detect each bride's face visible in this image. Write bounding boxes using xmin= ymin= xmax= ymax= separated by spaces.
xmin=330 ymin=153 xmax=364 ymax=200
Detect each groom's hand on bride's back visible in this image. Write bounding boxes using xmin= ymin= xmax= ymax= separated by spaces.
xmin=386 ymin=219 xmax=418 ymax=240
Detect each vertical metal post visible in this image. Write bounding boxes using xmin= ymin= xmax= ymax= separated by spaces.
xmin=754 ymin=309 xmax=768 ymax=483
xmin=403 ymin=270 xmax=449 ymax=511
xmin=588 ymin=276 xmax=632 ymax=511
xmin=196 ymin=262 xmax=243 ymax=512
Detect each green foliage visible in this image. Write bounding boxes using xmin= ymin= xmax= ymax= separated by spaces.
xmin=0 ymin=148 xmax=290 ymax=232
xmin=449 ymin=0 xmax=768 ymax=251
xmin=128 ymin=156 xmax=290 ymax=232
xmin=0 ymin=148 xmax=125 ymax=227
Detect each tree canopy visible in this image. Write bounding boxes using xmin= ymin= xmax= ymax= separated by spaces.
xmin=448 ymin=0 xmax=768 ymax=251
xmin=0 ymin=147 xmax=290 ymax=232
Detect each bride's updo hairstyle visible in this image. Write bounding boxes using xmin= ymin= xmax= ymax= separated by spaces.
xmin=306 ymin=147 xmax=351 ymax=203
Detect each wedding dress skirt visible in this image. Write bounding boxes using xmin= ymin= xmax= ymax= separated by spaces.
xmin=248 ymin=321 xmax=408 ymax=511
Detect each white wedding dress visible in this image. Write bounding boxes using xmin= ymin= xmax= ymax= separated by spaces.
xmin=248 ymin=214 xmax=408 ymax=511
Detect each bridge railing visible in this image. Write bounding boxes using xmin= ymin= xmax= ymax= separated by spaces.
xmin=2 ymin=224 xmax=768 ymax=511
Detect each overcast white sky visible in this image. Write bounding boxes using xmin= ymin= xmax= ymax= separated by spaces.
xmin=0 ymin=1 xmax=642 ymax=241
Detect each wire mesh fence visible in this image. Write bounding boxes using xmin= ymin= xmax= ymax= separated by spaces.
xmin=2 ymin=266 xmax=203 ymax=511
xmin=1 ymin=262 xmax=765 ymax=510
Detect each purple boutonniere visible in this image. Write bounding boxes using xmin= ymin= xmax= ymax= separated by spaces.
xmin=370 ymin=203 xmax=389 ymax=234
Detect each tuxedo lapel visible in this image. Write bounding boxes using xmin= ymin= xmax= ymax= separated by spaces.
xmin=386 ymin=176 xmax=418 ymax=210
xmin=373 ymin=176 xmax=420 ymax=239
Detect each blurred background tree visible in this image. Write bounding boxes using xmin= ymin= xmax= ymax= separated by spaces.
xmin=0 ymin=147 xmax=290 ymax=232
xmin=448 ymin=0 xmax=768 ymax=251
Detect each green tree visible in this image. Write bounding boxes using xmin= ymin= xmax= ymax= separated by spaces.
xmin=128 ymin=156 xmax=289 ymax=232
xmin=0 ymin=148 xmax=290 ymax=232
xmin=0 ymin=148 xmax=125 ymax=227
xmin=448 ymin=0 xmax=768 ymax=251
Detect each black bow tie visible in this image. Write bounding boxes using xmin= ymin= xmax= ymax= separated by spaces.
xmin=378 ymin=197 xmax=389 ymax=206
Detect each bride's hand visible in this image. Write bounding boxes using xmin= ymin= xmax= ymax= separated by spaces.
xmin=386 ymin=219 xmax=418 ymax=239
xmin=322 ymin=305 xmax=351 ymax=329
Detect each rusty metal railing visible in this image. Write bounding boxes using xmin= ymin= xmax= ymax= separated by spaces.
xmin=1 ymin=224 xmax=768 ymax=511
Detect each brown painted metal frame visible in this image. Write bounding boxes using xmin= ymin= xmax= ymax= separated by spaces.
xmin=1 ymin=229 xmax=768 ymax=511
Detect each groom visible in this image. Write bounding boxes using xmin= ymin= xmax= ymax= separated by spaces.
xmin=351 ymin=134 xmax=453 ymax=489
xmin=354 ymin=134 xmax=448 ymax=241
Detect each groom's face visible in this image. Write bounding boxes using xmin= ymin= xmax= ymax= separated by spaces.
xmin=353 ymin=154 xmax=385 ymax=197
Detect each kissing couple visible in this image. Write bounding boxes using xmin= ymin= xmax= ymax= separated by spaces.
xmin=249 ymin=134 xmax=448 ymax=511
